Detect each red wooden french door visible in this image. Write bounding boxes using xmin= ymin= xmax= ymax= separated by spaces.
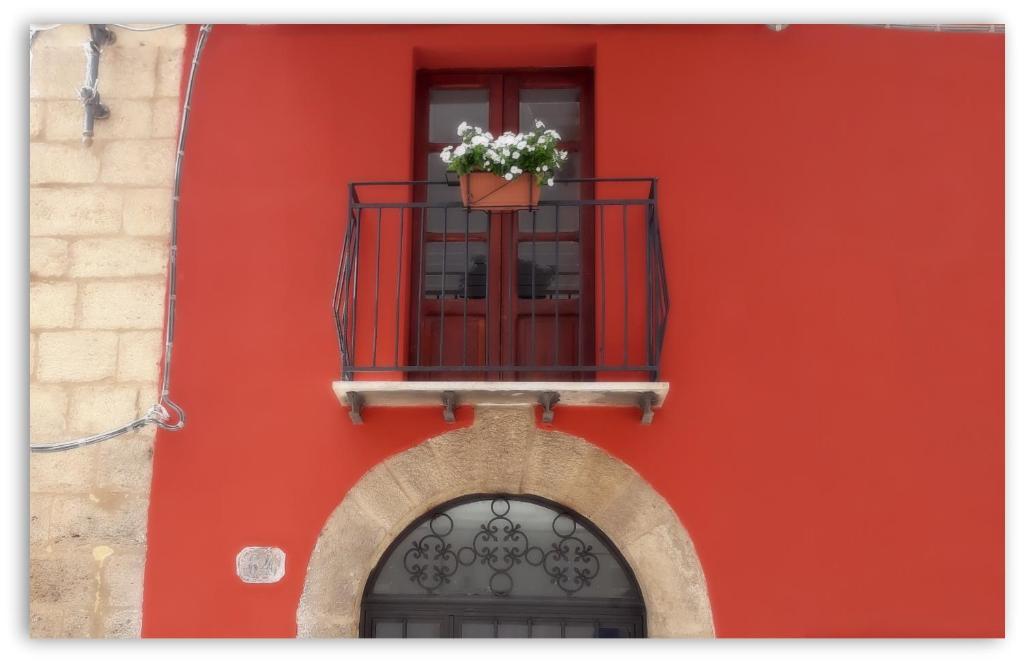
xmin=411 ymin=69 xmax=594 ymax=380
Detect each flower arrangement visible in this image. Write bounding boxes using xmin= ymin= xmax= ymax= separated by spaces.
xmin=440 ymin=119 xmax=569 ymax=186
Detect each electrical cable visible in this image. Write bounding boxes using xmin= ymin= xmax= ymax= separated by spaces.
xmin=29 ymin=24 xmax=212 ymax=453
xmin=110 ymin=24 xmax=181 ymax=31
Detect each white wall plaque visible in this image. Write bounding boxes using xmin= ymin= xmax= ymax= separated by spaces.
xmin=236 ymin=546 xmax=286 ymax=584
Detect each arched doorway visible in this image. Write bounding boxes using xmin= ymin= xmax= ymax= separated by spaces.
xmin=296 ymin=407 xmax=714 ymax=638
xmin=361 ymin=495 xmax=645 ymax=638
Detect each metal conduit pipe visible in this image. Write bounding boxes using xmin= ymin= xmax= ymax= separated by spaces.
xmin=80 ymin=24 xmax=115 ymax=146
xmin=765 ymin=23 xmax=1004 ymax=33
xmin=30 ymin=24 xmax=212 ymax=453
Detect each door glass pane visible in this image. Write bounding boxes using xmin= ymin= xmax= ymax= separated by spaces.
xmin=597 ymin=624 xmax=631 ymax=638
xmin=520 ymin=87 xmax=580 ymax=141
xmin=517 ymin=241 xmax=580 ymax=300
xmin=517 ymin=152 xmax=580 ymax=232
xmin=430 ymin=88 xmax=489 ymax=143
xmin=427 ymin=153 xmax=488 ymax=233
xmin=373 ymin=620 xmax=404 ymax=637
xmin=547 ymin=152 xmax=580 ymax=200
xmin=424 ymin=241 xmax=488 ymax=299
xmin=498 ymin=621 xmax=529 ymax=638
xmin=565 ymin=622 xmax=595 ymax=638
xmin=407 ymin=620 xmax=442 ymax=638
xmin=460 ymin=620 xmax=496 ymax=638
xmin=530 ymin=622 xmax=563 ymax=638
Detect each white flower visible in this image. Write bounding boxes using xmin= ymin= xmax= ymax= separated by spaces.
xmin=504 ymin=173 xmax=514 ymax=180
xmin=547 ymin=178 xmax=554 ymax=186
xmin=517 ymin=141 xmax=527 ymax=150
xmin=559 ymin=150 xmax=568 ymax=159
xmin=454 ymin=145 xmax=467 ymax=156
xmin=542 ymin=165 xmax=548 ymax=171
xmin=503 ymin=149 xmax=511 ymax=157
xmin=485 ymin=132 xmax=494 ymax=140
xmin=538 ymin=137 xmax=547 ymax=144
xmin=535 ymin=119 xmax=545 ymax=128
xmin=471 ymin=135 xmax=488 ymax=146
xmin=457 ymin=121 xmax=469 ymax=136
xmin=440 ymin=152 xmax=452 ymax=164
xmin=512 ymin=151 xmax=521 ymax=159
xmin=511 ymin=166 xmax=522 ymax=174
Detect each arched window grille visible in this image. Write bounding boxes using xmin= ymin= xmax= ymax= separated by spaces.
xmin=361 ymin=495 xmax=645 ymax=638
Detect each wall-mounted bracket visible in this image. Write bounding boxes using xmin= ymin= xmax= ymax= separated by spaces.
xmin=80 ymin=24 xmax=116 ymax=146
xmin=345 ymin=391 xmax=365 ymax=424
xmin=538 ymin=391 xmax=560 ymax=424
xmin=638 ymin=391 xmax=658 ymax=425
xmin=441 ymin=391 xmax=457 ymax=423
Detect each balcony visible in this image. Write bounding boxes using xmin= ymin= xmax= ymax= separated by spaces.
xmin=332 ymin=177 xmax=669 ymax=423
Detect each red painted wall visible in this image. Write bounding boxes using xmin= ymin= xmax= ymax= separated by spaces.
xmin=142 ymin=24 xmax=1003 ymax=637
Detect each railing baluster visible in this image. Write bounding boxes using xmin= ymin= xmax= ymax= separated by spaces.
xmin=622 ymin=204 xmax=628 ymax=368
xmin=507 ymin=211 xmax=513 ymax=375
xmin=351 ymin=209 xmax=361 ymax=370
xmin=463 ymin=214 xmax=469 ymax=369
xmin=371 ymin=207 xmax=381 ymax=367
xmin=600 ymin=205 xmax=606 ymax=369
xmin=334 ymin=196 xmax=354 ymax=378
xmin=439 ymin=206 xmax=447 ymax=367
xmin=531 ymin=209 xmax=537 ymax=368
xmin=415 ymin=207 xmax=425 ymax=368
xmin=484 ymin=211 xmax=490 ymax=370
xmin=394 ymin=207 xmax=404 ymax=369
xmin=577 ymin=201 xmax=584 ymax=370
xmin=554 ymin=203 xmax=560 ymax=367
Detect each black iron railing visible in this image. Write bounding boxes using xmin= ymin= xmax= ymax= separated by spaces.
xmin=332 ymin=177 xmax=669 ymax=381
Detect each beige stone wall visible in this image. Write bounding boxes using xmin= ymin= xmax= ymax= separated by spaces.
xmin=29 ymin=24 xmax=185 ymax=638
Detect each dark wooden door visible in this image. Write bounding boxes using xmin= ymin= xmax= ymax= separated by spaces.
xmin=412 ymin=69 xmax=594 ymax=380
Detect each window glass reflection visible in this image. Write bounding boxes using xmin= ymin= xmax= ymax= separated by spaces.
xmin=424 ymin=241 xmax=488 ymax=299
xmin=429 ymin=88 xmax=489 ymax=143
xmin=520 ymin=87 xmax=580 ymax=141
xmin=517 ymin=241 xmax=580 ymax=300
xmin=373 ymin=620 xmax=403 ymax=637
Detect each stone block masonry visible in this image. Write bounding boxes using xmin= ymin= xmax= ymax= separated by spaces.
xmin=28 ymin=24 xmax=185 ymax=638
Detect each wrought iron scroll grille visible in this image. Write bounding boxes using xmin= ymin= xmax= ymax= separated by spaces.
xmin=332 ymin=178 xmax=670 ymax=381
xmin=366 ymin=496 xmax=642 ymax=601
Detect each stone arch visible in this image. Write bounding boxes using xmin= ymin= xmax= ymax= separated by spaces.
xmin=296 ymin=407 xmax=714 ymax=638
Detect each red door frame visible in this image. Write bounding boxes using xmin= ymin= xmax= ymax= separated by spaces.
xmin=411 ymin=68 xmax=595 ymax=380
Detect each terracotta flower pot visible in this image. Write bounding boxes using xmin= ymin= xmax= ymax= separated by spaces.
xmin=459 ymin=172 xmax=541 ymax=211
